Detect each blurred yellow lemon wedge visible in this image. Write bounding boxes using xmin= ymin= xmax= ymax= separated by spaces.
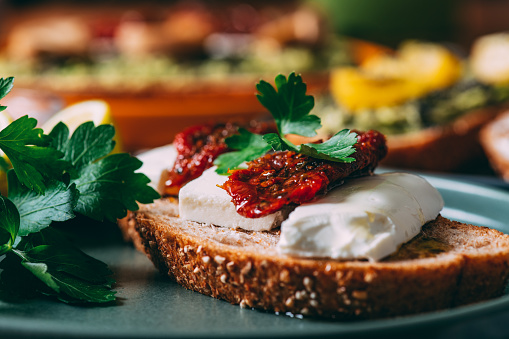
xmin=330 ymin=68 xmax=419 ymax=111
xmin=331 ymin=41 xmax=462 ymax=111
xmin=41 ymin=100 xmax=122 ymax=152
xmin=396 ymin=41 xmax=461 ymax=91
xmin=0 ymin=109 xmax=12 ymax=195
xmin=42 ymin=100 xmax=111 ymax=132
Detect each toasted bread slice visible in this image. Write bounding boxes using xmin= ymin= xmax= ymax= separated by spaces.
xmin=382 ymin=105 xmax=505 ymax=171
xmin=480 ymin=110 xmax=509 ymax=181
xmin=119 ymin=198 xmax=509 ymax=320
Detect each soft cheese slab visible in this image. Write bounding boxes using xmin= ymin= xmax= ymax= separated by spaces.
xmin=277 ymin=173 xmax=444 ymax=261
xmin=179 ymin=167 xmax=285 ymax=231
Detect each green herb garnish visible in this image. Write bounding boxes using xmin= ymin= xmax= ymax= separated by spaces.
xmin=214 ymin=72 xmax=357 ymax=174
xmin=0 ymin=77 xmax=13 ymax=112
xmin=49 ymin=121 xmax=158 ymax=222
xmin=214 ymin=128 xmax=272 ymax=174
xmin=0 ymin=77 xmax=160 ymax=304
xmin=0 ymin=116 xmax=72 ymax=194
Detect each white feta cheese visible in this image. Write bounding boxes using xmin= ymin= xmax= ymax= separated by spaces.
xmin=179 ymin=167 xmax=285 ymax=231
xmin=277 ymin=173 xmax=444 ymax=261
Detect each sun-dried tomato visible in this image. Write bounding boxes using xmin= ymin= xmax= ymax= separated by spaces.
xmin=220 ymin=130 xmax=387 ymax=218
xmin=159 ymin=123 xmax=238 ymax=196
xmin=159 ymin=121 xmax=277 ymax=196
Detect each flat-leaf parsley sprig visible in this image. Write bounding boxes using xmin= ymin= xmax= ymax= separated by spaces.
xmin=0 ymin=77 xmax=160 ymax=304
xmin=214 ymin=72 xmax=358 ymax=174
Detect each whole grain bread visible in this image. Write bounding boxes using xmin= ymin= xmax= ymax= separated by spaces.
xmin=118 ymin=198 xmax=509 ymax=320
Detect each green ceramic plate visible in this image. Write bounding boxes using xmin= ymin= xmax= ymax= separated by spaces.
xmin=1 ymin=173 xmax=509 ymax=338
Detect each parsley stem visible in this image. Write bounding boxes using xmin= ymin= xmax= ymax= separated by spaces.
xmin=11 ymin=248 xmax=26 ymax=260
xmin=280 ymin=135 xmax=298 ymax=152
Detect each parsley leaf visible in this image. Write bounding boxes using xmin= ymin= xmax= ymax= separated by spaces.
xmin=16 ymin=227 xmax=115 ymax=303
xmin=298 ymin=129 xmax=357 ymax=162
xmin=0 ymin=195 xmax=19 ymax=255
xmin=215 ymin=72 xmax=357 ymax=173
xmin=256 ymin=73 xmax=319 ymax=137
xmin=49 ymin=122 xmax=115 ymax=168
xmin=257 ymin=72 xmax=357 ymax=161
xmin=0 ymin=251 xmax=51 ymax=301
xmin=0 ymin=218 xmax=116 ymax=306
xmin=73 ymin=153 xmax=158 ymax=221
xmin=8 ymin=170 xmax=78 ymax=237
xmin=23 ymin=227 xmax=114 ymax=285
xmin=2 ymin=228 xmax=115 ymax=304
xmin=263 ymin=129 xmax=357 ymax=162
xmin=0 ymin=116 xmax=72 ymax=194
xmin=0 ymin=77 xmax=14 ymax=112
xmin=214 ymin=128 xmax=271 ymax=174
xmin=49 ymin=122 xmax=159 ymax=222
xmin=0 ymin=157 xmax=9 ymax=172
xmin=9 ymin=227 xmax=116 ymax=304
xmin=262 ymin=132 xmax=297 ymax=152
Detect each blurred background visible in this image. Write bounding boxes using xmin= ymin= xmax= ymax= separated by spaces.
xmin=1 ymin=0 xmax=509 ymax=180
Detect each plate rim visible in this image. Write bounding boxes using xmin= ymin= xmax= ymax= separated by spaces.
xmin=1 ymin=172 xmax=509 ymax=338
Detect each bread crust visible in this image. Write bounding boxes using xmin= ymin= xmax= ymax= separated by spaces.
xmin=480 ymin=110 xmax=509 ymax=181
xmin=119 ymin=198 xmax=509 ymax=320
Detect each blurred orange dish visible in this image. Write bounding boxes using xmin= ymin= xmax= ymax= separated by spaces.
xmin=60 ymin=73 xmax=329 ymax=152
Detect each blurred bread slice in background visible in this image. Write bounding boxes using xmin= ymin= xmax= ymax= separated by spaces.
xmin=384 ymin=105 xmax=504 ymax=172
xmin=480 ymin=110 xmax=509 ymax=181
xmin=318 ymin=36 xmax=509 ymax=173
xmin=474 ymin=33 xmax=509 ymax=180
xmin=471 ymin=32 xmax=509 ymax=86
